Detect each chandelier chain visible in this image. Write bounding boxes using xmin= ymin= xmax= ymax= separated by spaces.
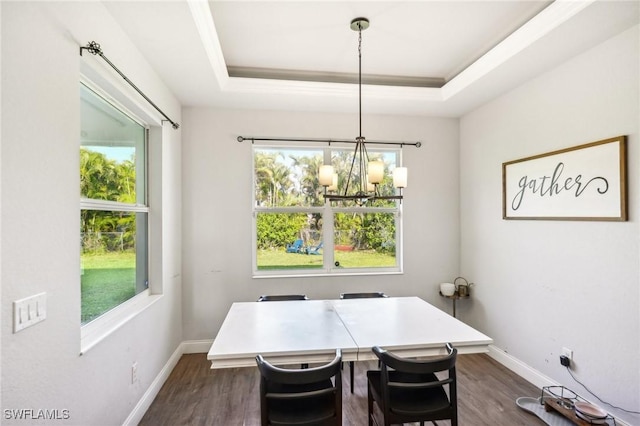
xmin=358 ymin=23 xmax=363 ymax=140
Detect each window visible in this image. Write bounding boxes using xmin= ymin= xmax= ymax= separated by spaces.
xmin=80 ymin=82 xmax=148 ymax=324
xmin=253 ymin=144 xmax=402 ymax=276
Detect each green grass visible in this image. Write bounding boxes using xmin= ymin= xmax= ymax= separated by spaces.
xmin=81 ymin=251 xmax=136 ymax=324
xmin=81 ymin=249 xmax=396 ymax=323
xmin=257 ymin=249 xmax=396 ymax=270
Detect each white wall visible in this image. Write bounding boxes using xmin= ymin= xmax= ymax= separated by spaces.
xmin=459 ymin=25 xmax=639 ymax=424
xmin=1 ymin=3 xmax=182 ymax=425
xmin=181 ymin=108 xmax=460 ymax=340
xmin=3 ymin=2 xmax=636 ymax=425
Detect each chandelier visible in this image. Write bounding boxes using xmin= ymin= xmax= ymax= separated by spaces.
xmin=318 ymin=18 xmax=408 ymax=205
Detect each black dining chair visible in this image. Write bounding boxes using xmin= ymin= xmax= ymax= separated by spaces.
xmin=256 ymin=349 xmax=342 ymax=426
xmin=340 ymin=292 xmax=388 ymax=299
xmin=257 ymin=294 xmax=309 ymax=302
xmin=367 ymin=344 xmax=458 ymax=426
xmin=340 ymin=292 xmax=388 ymax=393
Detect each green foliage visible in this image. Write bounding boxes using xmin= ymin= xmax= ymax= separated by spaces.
xmin=254 ymin=147 xmax=399 ymax=254
xmin=254 ymin=150 xmax=295 ymax=207
xmin=80 ymin=148 xmax=138 ymax=253
xmin=362 ymin=213 xmax=396 ymax=253
xmin=335 ymin=213 xmax=362 ymax=246
xmin=334 ymin=212 xmax=395 ymax=253
xmin=256 ymin=213 xmax=309 ymax=249
xmin=290 ymin=153 xmax=324 ymax=206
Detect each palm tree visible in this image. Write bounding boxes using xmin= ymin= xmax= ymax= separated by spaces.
xmin=254 ymin=151 xmax=296 ymax=207
xmin=290 ymin=153 xmax=324 ymax=206
xmin=80 ymin=148 xmax=139 ymax=252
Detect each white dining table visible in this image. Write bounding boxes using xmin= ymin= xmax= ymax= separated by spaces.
xmin=207 ymin=296 xmax=493 ymax=368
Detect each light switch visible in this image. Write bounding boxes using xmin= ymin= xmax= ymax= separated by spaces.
xmin=13 ymin=292 xmax=47 ymax=333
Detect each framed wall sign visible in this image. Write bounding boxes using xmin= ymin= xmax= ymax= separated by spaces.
xmin=502 ymin=136 xmax=627 ymax=221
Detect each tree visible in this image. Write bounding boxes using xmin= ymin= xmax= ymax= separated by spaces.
xmin=290 ymin=153 xmax=324 ymax=206
xmin=80 ymin=148 xmax=138 ymax=253
xmin=254 ymin=151 xmax=297 ymax=207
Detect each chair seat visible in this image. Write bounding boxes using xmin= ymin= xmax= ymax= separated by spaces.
xmin=268 ymin=393 xmax=336 ymax=425
xmin=367 ymin=371 xmax=451 ymax=418
xmin=265 ymin=381 xmax=339 ymax=425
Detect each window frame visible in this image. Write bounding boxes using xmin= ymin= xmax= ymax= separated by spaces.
xmin=252 ymin=142 xmax=404 ymax=278
xmin=79 ymin=77 xmax=158 ymax=353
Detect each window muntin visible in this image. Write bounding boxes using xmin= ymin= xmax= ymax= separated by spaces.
xmin=253 ymin=144 xmax=402 ymax=276
xmin=80 ymin=83 xmax=148 ymax=324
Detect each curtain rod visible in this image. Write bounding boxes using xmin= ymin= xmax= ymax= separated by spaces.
xmin=237 ymin=136 xmax=422 ymax=148
xmin=80 ymin=41 xmax=180 ymax=130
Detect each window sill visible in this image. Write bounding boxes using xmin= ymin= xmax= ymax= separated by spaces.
xmin=80 ymin=290 xmax=162 ymax=355
xmin=253 ymin=270 xmax=403 ymax=279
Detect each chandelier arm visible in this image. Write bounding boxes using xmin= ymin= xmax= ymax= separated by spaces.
xmin=343 ymin=143 xmax=360 ymax=196
xmin=359 ymin=141 xmax=366 ymax=195
xmin=361 ymin=141 xmax=379 ymax=196
xmin=361 ymin=139 xmax=369 ymax=194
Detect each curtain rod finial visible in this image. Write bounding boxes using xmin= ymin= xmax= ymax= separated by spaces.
xmin=80 ymin=41 xmax=102 ymax=56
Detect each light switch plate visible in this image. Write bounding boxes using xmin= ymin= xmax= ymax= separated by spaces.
xmin=13 ymin=292 xmax=47 ymax=333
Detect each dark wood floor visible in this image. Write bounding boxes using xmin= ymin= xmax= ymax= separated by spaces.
xmin=140 ymin=353 xmax=544 ymax=425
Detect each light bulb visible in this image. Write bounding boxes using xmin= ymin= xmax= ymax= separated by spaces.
xmin=319 ymin=165 xmax=334 ymax=186
xmin=368 ymin=161 xmax=384 ymax=184
xmin=393 ymin=167 xmax=407 ymax=188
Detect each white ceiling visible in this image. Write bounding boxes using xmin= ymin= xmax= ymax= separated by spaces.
xmin=104 ymin=1 xmax=639 ymax=117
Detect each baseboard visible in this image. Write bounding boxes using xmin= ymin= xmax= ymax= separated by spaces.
xmin=487 ymin=344 xmax=557 ymax=390
xmin=123 ymin=340 xmax=213 ymax=425
xmin=122 ymin=343 xmax=186 ymax=426
xmin=125 ymin=341 xmax=633 ymax=426
xmin=182 ymin=339 xmax=214 ymax=354
xmin=487 ymin=345 xmax=634 ymax=426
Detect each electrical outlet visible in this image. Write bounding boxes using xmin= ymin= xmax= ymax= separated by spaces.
xmin=131 ymin=362 xmax=138 ymax=384
xmin=560 ymin=347 xmax=573 ymax=367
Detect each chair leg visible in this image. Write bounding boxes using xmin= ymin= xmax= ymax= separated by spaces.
xmin=349 ymin=361 xmax=354 ymax=393
xmin=367 ymin=383 xmax=373 ymax=426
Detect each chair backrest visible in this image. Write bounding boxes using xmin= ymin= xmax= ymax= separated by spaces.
xmin=257 ymin=294 xmax=308 ymax=302
xmin=340 ymin=292 xmax=388 ymax=299
xmin=256 ymin=350 xmax=342 ymax=426
xmin=372 ymin=344 xmax=457 ymax=421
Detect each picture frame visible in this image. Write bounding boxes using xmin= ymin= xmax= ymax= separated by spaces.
xmin=502 ymin=136 xmax=627 ymax=221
